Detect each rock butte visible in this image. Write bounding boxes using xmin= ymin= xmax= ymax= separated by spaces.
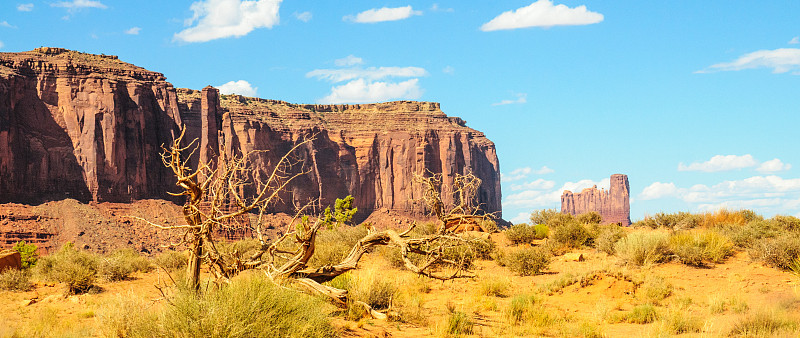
xmin=0 ymin=48 xmax=502 ymax=235
xmin=561 ymin=174 xmax=631 ymax=226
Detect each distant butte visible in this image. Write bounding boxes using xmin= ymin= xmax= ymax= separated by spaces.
xmin=561 ymin=174 xmax=631 ymax=226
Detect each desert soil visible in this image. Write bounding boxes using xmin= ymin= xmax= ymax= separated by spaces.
xmin=1 ymin=232 xmax=799 ymax=337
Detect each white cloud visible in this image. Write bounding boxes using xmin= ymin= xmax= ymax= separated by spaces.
xmin=637 ymin=175 xmax=800 ymax=217
xmin=678 ymin=154 xmax=758 ymax=172
xmin=492 ymin=93 xmax=527 ymax=106
xmin=678 ymin=154 xmax=792 ymax=173
xmin=442 ymin=66 xmax=455 ymax=74
xmin=697 ymin=199 xmax=786 ymax=213
xmin=639 ymin=182 xmax=678 ymax=200
xmin=125 ymin=27 xmax=141 ymax=35
xmin=757 ymin=158 xmax=792 ymax=173
xmin=344 ymin=6 xmax=422 ymax=23
xmin=509 ymin=212 xmax=530 ymax=224
xmin=511 ymin=179 xmax=556 ymax=191
xmin=17 ymin=3 xmax=34 ymax=11
xmin=481 ymin=0 xmax=603 ymax=32
xmin=645 ymin=175 xmax=800 ymax=213
xmin=431 ymin=4 xmax=454 ymax=13
xmin=686 ymin=176 xmax=800 ymax=202
xmin=503 ymin=177 xmax=609 ymax=210
xmin=307 ymin=66 xmax=427 ymax=83
xmin=334 ymin=55 xmax=363 ymax=67
xmin=561 ymin=178 xmax=611 ymax=193
xmin=0 ymin=21 xmax=15 ymax=28
xmin=503 ymin=166 xmax=552 ymax=182
xmin=294 ymin=11 xmax=311 ymax=22
xmin=52 ymin=0 xmax=106 ymax=9
xmin=502 ymin=167 xmax=532 ymax=182
xmin=698 ymin=48 xmax=800 ymax=74
xmin=174 ymin=0 xmax=281 ymax=43
xmin=0 ymin=41 xmax=4 ymax=49
xmin=790 ymin=37 xmax=799 ymax=45
xmin=309 ymin=57 xmax=427 ymax=104
xmin=318 ymin=78 xmax=422 ymax=104
xmin=504 ymin=189 xmax=560 ymax=208
xmin=217 ymin=80 xmax=258 ymax=97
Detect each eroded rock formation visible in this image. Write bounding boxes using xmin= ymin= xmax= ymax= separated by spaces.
xmin=0 ymin=48 xmax=181 ymax=203
xmin=0 ymin=48 xmax=501 ymax=225
xmin=561 ymin=174 xmax=630 ymax=226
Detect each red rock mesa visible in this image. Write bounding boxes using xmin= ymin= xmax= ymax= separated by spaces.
xmin=0 ymin=48 xmax=501 ymax=221
xmin=561 ymin=174 xmax=631 ymax=226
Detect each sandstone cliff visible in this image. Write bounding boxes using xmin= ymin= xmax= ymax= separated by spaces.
xmin=561 ymin=174 xmax=630 ymax=226
xmin=177 ymin=90 xmax=502 ymax=219
xmin=0 ymin=47 xmax=181 ymax=203
xmin=0 ymin=48 xmax=501 ymax=221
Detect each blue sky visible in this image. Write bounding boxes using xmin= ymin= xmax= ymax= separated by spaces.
xmin=2 ymin=0 xmax=799 ymax=223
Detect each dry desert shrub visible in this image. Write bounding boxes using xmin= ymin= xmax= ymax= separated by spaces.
xmin=99 ymin=249 xmax=153 ymax=282
xmin=592 ymin=223 xmax=627 ymax=255
xmin=653 ymin=309 xmax=703 ymax=335
xmin=614 ymin=231 xmax=670 ymax=266
xmin=636 ymin=211 xmax=699 ymax=230
xmin=153 ymin=250 xmax=188 ymax=271
xmin=503 ymin=293 xmax=558 ymax=335
xmin=715 ymin=219 xmax=783 ymax=248
xmin=101 ymin=275 xmax=334 ymax=337
xmin=669 ymin=230 xmax=734 ymax=267
xmin=549 ymin=220 xmax=594 ymax=249
xmin=558 ymin=320 xmax=604 ymax=338
xmin=98 ymin=292 xmax=159 ymax=338
xmin=728 ymin=310 xmax=800 ymax=336
xmin=748 ymin=232 xmax=800 ymax=270
xmin=539 ymin=272 xmax=581 ymax=295
xmin=641 ymin=275 xmax=673 ymax=304
xmin=310 ymin=225 xmax=368 ymax=267
xmin=379 ymin=237 xmax=494 ymax=270
xmin=35 ymin=243 xmax=99 ymax=294
xmin=506 ymin=294 xmax=540 ymax=324
xmin=697 ymin=209 xmax=760 ymax=228
xmin=478 ymin=276 xmax=511 ymax=297
xmin=709 ymin=294 xmax=749 ymax=314
xmin=392 ymin=290 xmax=428 ymax=325
xmin=435 ymin=310 xmax=474 ymax=337
xmin=479 ymin=218 xmax=499 ymax=233
xmin=327 ymin=269 xmax=398 ymax=321
xmin=626 ymin=304 xmax=658 ymax=324
xmin=576 ymin=211 xmax=603 ymax=225
xmin=772 ymin=215 xmax=800 ymax=231
xmin=505 ymin=223 xmax=548 ymax=244
xmin=502 ymin=246 xmax=551 ymax=276
xmin=9 ymin=305 xmax=92 ymax=337
xmin=529 ymin=208 xmax=562 ymax=225
xmin=0 ymin=269 xmax=32 ymax=291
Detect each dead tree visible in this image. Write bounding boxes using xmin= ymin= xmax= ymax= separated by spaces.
xmin=132 ymin=128 xmax=312 ymax=290
xmin=137 ymin=128 xmax=484 ymax=314
xmin=414 ymin=171 xmax=495 ymax=233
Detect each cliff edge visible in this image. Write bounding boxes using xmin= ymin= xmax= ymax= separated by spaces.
xmin=0 ymin=48 xmax=501 ymax=221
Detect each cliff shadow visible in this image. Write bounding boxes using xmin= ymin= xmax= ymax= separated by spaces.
xmin=0 ymin=76 xmax=92 ymax=204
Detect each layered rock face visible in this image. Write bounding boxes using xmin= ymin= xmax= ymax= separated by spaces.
xmin=0 ymin=48 xmax=501 ymax=221
xmin=0 ymin=47 xmax=181 ymax=203
xmin=561 ymin=174 xmax=630 ymax=226
xmin=177 ymin=91 xmax=502 ymax=219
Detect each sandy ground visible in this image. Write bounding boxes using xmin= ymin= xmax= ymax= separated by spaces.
xmin=1 ymin=231 xmax=799 ymax=337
